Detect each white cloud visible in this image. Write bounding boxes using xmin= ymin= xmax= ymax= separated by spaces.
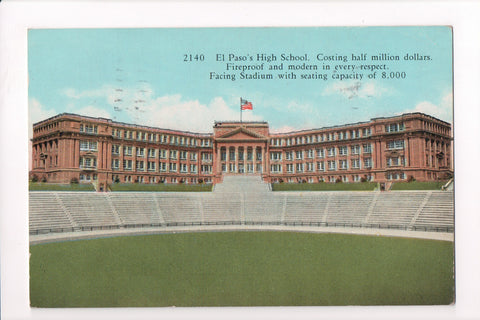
xmin=322 ymin=81 xmax=389 ymax=99
xmin=135 ymin=95 xmax=262 ymax=132
xmin=405 ymin=93 xmax=453 ymax=122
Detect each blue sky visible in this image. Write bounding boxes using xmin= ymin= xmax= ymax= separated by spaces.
xmin=28 ymin=27 xmax=452 ymax=134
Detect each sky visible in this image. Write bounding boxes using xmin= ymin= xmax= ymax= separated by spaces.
xmin=28 ymin=27 xmax=453 ymax=135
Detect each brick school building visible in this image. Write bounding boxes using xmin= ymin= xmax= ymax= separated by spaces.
xmin=30 ymin=112 xmax=452 ymax=190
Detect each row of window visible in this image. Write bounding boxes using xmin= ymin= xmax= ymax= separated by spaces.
xmin=112 ymin=145 xmax=213 ymax=162
xmin=111 ymin=175 xmax=212 ymax=184
xmin=272 ymin=127 xmax=373 ymax=147
xmin=278 ymin=158 xmax=373 ymax=173
xmin=221 ymin=163 xmax=263 ymax=174
xmin=273 ymin=175 xmax=374 ymax=183
xmin=112 ymin=159 xmax=213 ymax=174
xmin=280 ymin=144 xmax=373 ymax=160
xmin=385 ymin=122 xmax=405 ymax=133
xmin=34 ymin=121 xmax=59 ymax=134
xmin=80 ymin=124 xmax=98 ymax=134
xmin=111 ymin=127 xmax=212 ymax=147
xmin=220 ymin=150 xmax=262 ymax=161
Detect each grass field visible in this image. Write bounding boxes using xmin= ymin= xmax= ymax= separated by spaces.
xmin=390 ymin=181 xmax=447 ymax=190
xmin=29 ymin=182 xmax=95 ymax=191
xmin=30 ymin=232 xmax=454 ymax=307
xmin=272 ymin=182 xmax=378 ymax=191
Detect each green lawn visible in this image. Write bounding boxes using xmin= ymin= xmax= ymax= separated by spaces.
xmin=29 ymin=182 xmax=95 ymax=191
xmin=30 ymin=232 xmax=454 ymax=307
xmin=390 ymin=181 xmax=447 ymax=190
xmin=109 ymin=183 xmax=212 ymax=192
xmin=272 ymin=182 xmax=377 ymax=191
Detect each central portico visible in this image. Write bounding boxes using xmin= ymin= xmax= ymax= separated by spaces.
xmin=212 ymin=121 xmax=270 ymax=183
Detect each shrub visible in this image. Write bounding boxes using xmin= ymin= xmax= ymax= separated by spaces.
xmin=114 ymin=176 xmax=120 ymax=183
xmin=31 ymin=174 xmax=39 ymax=183
xmin=41 ymin=176 xmax=47 ymax=183
xmin=407 ymin=175 xmax=416 ymax=183
xmin=335 ymin=177 xmax=342 ymax=183
xmin=360 ymin=176 xmax=367 ymax=183
xmin=70 ymin=177 xmax=79 ymax=184
xmin=198 ymin=178 xmax=204 ymax=184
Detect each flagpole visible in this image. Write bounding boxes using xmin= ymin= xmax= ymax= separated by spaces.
xmin=240 ymin=97 xmax=242 ymax=124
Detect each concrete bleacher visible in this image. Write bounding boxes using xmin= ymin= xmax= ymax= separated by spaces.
xmin=29 ymin=192 xmax=75 ymax=233
xmin=108 ymin=193 xmax=165 ymax=226
xmin=29 ymin=178 xmax=454 ymax=235
xmin=413 ymin=191 xmax=454 ymax=230
xmin=367 ymin=191 xmax=426 ymax=227
xmin=56 ymin=193 xmax=121 ymax=229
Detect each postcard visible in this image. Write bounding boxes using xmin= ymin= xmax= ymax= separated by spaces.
xmin=26 ymin=26 xmax=454 ymax=308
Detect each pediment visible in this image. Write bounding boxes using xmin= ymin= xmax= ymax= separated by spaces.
xmin=218 ymin=127 xmax=266 ymax=140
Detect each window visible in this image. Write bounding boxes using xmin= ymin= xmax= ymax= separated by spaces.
xmin=316 ymin=148 xmax=324 ymax=158
xmin=190 ymin=152 xmax=197 ymax=161
xmin=80 ymin=141 xmax=97 ymax=151
xmin=136 ymin=147 xmax=145 ymax=157
xmin=306 ymin=162 xmax=315 ymax=172
xmin=270 ymin=152 xmax=282 ymax=161
xmin=295 ymin=150 xmax=303 ymax=160
xmin=123 ymin=159 xmax=133 ymax=170
xmin=229 ymin=150 xmax=236 ymax=161
xmin=351 ymin=159 xmax=360 ymax=169
xmin=363 ymin=144 xmax=372 ymax=154
xmin=159 ymin=162 xmax=167 ymax=172
xmin=136 ymin=161 xmax=145 ymax=172
xmin=112 ymin=159 xmax=120 ymax=169
xmin=180 ymin=163 xmax=188 ymax=173
xmin=327 ymin=147 xmax=336 ymax=157
xmin=201 ymin=165 xmax=212 ymax=174
xmin=112 ymin=128 xmax=121 ymax=138
xmin=159 ymin=149 xmax=167 ymax=159
xmin=387 ymin=140 xmax=404 ymax=150
xmin=351 ymin=145 xmax=360 ymax=155
xmin=270 ymin=164 xmax=282 ymax=173
xmin=364 ymin=158 xmax=372 ymax=168
xmin=180 ymin=151 xmax=188 ymax=160
xmin=307 ymin=149 xmax=314 ymax=159
xmin=190 ymin=164 xmax=197 ymax=173
xmin=387 ymin=157 xmax=404 ymax=167
xmin=385 ymin=123 xmax=405 ymax=133
xmin=201 ymin=152 xmax=212 ymax=162
xmin=363 ymin=127 xmax=371 ymax=137
xmin=147 ymin=161 xmax=156 ymax=171
xmin=286 ymin=164 xmax=294 ymax=173
xmin=285 ymin=151 xmax=293 ymax=161
xmin=169 ymin=150 xmax=177 ymax=160
xmin=79 ymin=157 xmax=96 ymax=169
xmin=338 ymin=146 xmax=348 ymax=156
xmin=328 ymin=160 xmax=336 ymax=171
xmin=80 ymin=124 xmax=97 ymax=134
xmin=169 ymin=163 xmax=177 ymax=172
xmin=148 ymin=149 xmax=156 ymax=158
xmin=112 ymin=145 xmax=120 ymax=155
xmin=350 ymin=129 xmax=360 ymax=139
xmin=339 ymin=160 xmax=348 ymax=170
xmin=124 ymin=146 xmax=133 ymax=156
xmin=317 ymin=161 xmax=325 ymax=171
